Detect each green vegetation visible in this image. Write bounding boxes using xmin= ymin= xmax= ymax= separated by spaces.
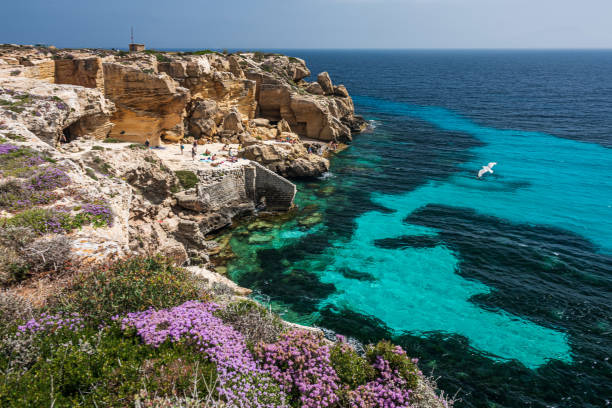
xmin=175 ymin=170 xmax=199 ymax=190
xmin=330 ymin=342 xmax=376 ymax=389
xmin=50 ymin=257 xmax=210 ymax=324
xmin=143 ymin=49 xmax=171 ymax=63
xmin=102 ymin=137 xmax=122 ymax=143
xmin=90 ymin=145 xmax=105 ymax=151
xmin=0 ymin=94 xmax=32 ymax=114
xmin=128 ymin=143 xmax=147 ymax=150
xmin=0 ymin=324 xmax=218 ymax=407
xmin=366 ymin=340 xmax=421 ymax=390
xmin=3 ymin=133 xmax=26 ymax=142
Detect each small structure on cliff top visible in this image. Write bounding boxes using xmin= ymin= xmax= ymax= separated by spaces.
xmin=128 ymin=27 xmax=145 ymax=53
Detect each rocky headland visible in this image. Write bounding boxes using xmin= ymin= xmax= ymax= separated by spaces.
xmin=0 ymin=44 xmax=451 ymax=407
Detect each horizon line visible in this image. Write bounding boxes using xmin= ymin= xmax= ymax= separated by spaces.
xmin=6 ymin=43 xmax=612 ymax=52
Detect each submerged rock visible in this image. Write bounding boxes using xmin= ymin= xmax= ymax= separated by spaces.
xmin=298 ymin=212 xmax=323 ymax=227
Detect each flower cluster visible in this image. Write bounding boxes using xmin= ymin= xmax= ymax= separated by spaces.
xmin=348 ymin=356 xmax=414 ymax=408
xmin=28 ymin=166 xmax=70 ymax=190
xmin=80 ymin=203 xmax=113 ymax=227
xmin=116 ymin=301 xmax=289 ymax=407
xmin=256 ymin=330 xmax=341 ymax=407
xmin=0 ymin=143 xmax=19 ymax=155
xmin=18 ymin=312 xmax=84 ymax=334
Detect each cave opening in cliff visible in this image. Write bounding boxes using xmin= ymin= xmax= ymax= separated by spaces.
xmin=60 ymin=126 xmax=75 ymax=143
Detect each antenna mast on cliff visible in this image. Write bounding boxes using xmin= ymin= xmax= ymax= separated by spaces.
xmin=131 ymin=26 xmax=134 ymax=44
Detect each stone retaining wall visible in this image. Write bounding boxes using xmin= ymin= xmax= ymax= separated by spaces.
xmin=194 ymin=162 xmax=296 ymax=212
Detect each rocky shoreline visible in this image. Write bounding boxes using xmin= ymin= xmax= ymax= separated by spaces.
xmin=0 ymin=44 xmax=451 ymax=407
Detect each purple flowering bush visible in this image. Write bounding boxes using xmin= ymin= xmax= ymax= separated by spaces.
xmin=76 ymin=202 xmax=113 ymax=227
xmin=117 ymin=301 xmax=289 ymax=407
xmin=18 ymin=312 xmax=84 ymax=335
xmin=0 ymin=257 xmax=438 ymax=408
xmin=27 ymin=166 xmax=70 ymax=190
xmin=0 ymin=166 xmax=70 ymax=212
xmin=0 ymin=143 xmax=19 ymax=155
xmin=256 ymin=329 xmax=341 ymax=407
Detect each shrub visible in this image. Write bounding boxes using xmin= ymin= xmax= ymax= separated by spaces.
xmin=4 ymin=133 xmax=26 ymax=142
xmin=366 ymin=340 xmax=420 ymax=390
xmin=75 ymin=203 xmax=113 ymax=227
xmin=128 ymin=143 xmax=147 ymax=150
xmin=190 ymin=49 xmax=215 ymax=55
xmin=255 ymin=330 xmax=340 ymax=407
xmin=84 ymin=167 xmax=98 ymax=180
xmin=117 ymin=301 xmax=288 ymax=407
xmin=216 ymin=300 xmax=285 ymax=347
xmin=91 ymin=145 xmax=104 ymax=151
xmin=0 ymin=208 xmax=72 ymax=234
xmin=50 ymin=257 xmax=210 ymax=324
xmin=0 ymin=290 xmax=33 ymax=329
xmin=0 ymin=145 xmax=45 ymax=178
xmin=0 ymin=166 xmax=68 ymax=212
xmin=102 ymin=137 xmax=122 ymax=143
xmin=0 ymin=324 xmax=218 ymax=407
xmin=0 ymin=330 xmax=39 ymax=374
xmin=27 ymin=166 xmax=70 ymax=190
xmin=330 ymin=338 xmax=376 ymax=389
xmin=22 ymin=235 xmax=72 ymax=272
xmin=175 ymin=170 xmax=198 ymax=190
xmin=0 ymin=247 xmax=28 ymax=286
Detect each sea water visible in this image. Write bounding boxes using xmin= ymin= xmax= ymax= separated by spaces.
xmin=218 ymin=50 xmax=612 ymax=407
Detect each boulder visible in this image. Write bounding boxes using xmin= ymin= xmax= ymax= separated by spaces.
xmin=306 ymin=82 xmax=325 ymax=95
xmin=239 ymin=142 xmax=330 ymax=178
xmin=189 ymin=98 xmax=219 ymax=138
xmin=277 ymin=118 xmax=292 ymax=134
xmin=252 ymin=118 xmax=271 ymax=127
xmin=333 ymin=85 xmax=349 ymax=98
xmin=317 ymin=72 xmax=334 ymax=95
xmin=222 ymin=109 xmax=244 ymax=133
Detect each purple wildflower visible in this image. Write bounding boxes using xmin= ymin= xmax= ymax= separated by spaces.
xmin=0 ymin=144 xmax=19 ymax=155
xmin=18 ymin=312 xmax=85 ymax=335
xmin=116 ymin=301 xmax=289 ymax=407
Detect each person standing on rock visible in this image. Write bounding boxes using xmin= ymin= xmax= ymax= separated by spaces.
xmin=145 ymin=138 xmax=150 ymax=148
xmin=191 ymin=145 xmax=196 ymax=161
xmin=180 ymin=143 xmax=184 ymax=155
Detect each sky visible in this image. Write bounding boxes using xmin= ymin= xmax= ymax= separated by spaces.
xmin=2 ymin=0 xmax=612 ymax=49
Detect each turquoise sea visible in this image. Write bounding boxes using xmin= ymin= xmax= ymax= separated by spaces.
xmin=217 ymin=50 xmax=612 ymax=407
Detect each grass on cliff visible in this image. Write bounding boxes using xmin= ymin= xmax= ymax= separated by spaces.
xmin=50 ymin=257 xmax=210 ymax=324
xmin=175 ymin=170 xmax=198 ymax=190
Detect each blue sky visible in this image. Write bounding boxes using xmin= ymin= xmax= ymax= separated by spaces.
xmin=2 ymin=0 xmax=611 ymax=49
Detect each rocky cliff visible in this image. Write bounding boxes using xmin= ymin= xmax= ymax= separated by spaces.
xmin=0 ymin=45 xmax=366 ymax=178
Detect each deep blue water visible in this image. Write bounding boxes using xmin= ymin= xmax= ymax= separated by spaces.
xmin=217 ymin=50 xmax=612 ymax=407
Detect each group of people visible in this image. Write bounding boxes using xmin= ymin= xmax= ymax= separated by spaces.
xmin=177 ymin=141 xmax=240 ymax=164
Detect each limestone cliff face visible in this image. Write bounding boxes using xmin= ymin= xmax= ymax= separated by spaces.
xmin=0 ymin=45 xmax=365 ymax=146
xmin=158 ymin=57 xmax=257 ymax=121
xmin=55 ymin=57 xmax=105 ymax=91
xmin=0 ymin=76 xmax=115 ymax=143
xmin=102 ymin=63 xmax=189 ymax=144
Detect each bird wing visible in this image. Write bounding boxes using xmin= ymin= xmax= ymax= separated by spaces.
xmin=478 ymin=168 xmax=487 ymax=178
xmin=488 ymin=162 xmax=497 ymax=168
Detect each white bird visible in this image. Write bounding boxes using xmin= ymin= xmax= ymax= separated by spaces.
xmin=478 ymin=162 xmax=497 ymax=178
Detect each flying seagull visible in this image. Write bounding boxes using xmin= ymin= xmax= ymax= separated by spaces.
xmin=478 ymin=162 xmax=497 ymax=178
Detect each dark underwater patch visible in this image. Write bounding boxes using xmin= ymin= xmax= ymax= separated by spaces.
xmin=400 ymin=204 xmax=612 ymax=407
xmin=374 ymin=235 xmax=441 ymax=249
xmin=317 ymin=305 xmax=392 ymax=345
xmin=235 ymin=245 xmax=337 ymax=314
xmin=337 ymin=267 xmax=376 ymax=281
